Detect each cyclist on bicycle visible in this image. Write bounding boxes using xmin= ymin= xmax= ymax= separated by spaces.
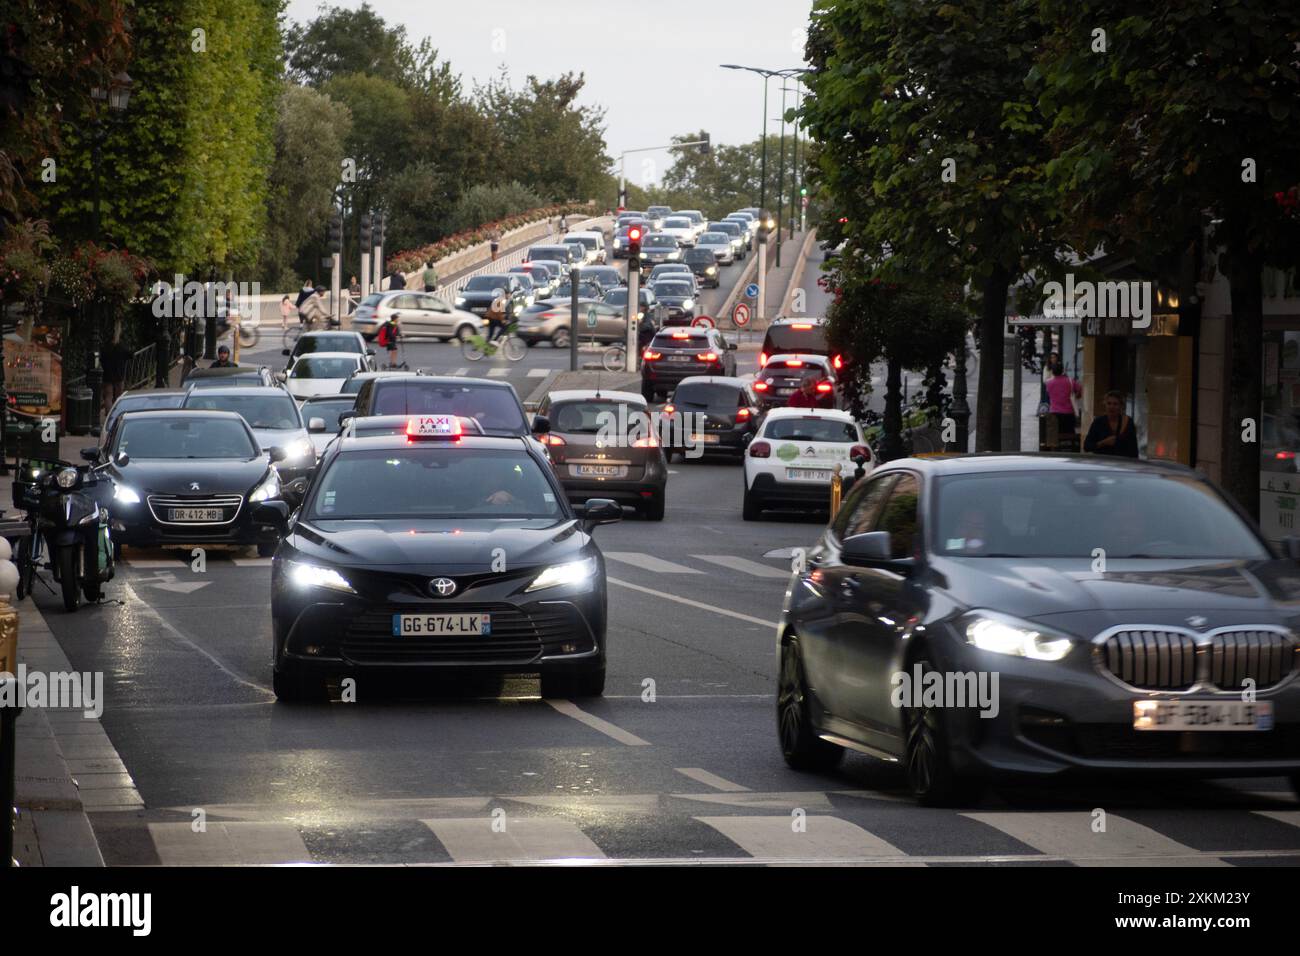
xmin=298 ymin=287 xmax=329 ymax=329
xmin=486 ymin=288 xmax=509 ymax=343
xmin=376 ymin=313 xmax=402 ymax=368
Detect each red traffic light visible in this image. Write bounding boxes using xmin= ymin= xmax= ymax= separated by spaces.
xmin=628 ymin=225 xmax=642 ymax=241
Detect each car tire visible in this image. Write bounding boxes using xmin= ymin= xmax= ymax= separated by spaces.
xmin=552 ymin=327 xmax=571 ymax=349
xmin=58 ymin=545 xmax=80 ymax=612
xmin=540 ymin=667 xmax=605 ymax=699
xmin=742 ymin=489 xmax=762 ymax=521
xmin=643 ymin=493 xmax=665 ymax=521
xmin=15 ymin=535 xmax=33 ymax=601
xmin=903 ymin=656 xmax=985 ymax=807
xmin=777 ymin=637 xmax=843 ymax=771
xmin=272 ymin=663 xmax=328 ymax=703
xmin=257 ymin=540 xmax=278 ymax=558
xmin=456 ymin=324 xmax=475 ymax=342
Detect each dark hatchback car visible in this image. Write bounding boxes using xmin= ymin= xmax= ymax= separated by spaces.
xmin=524 ymin=243 xmax=579 ymax=269
xmin=777 ymin=455 xmax=1300 ymax=805
xmin=640 ymin=328 xmax=737 ymax=401
xmin=647 ymin=279 xmax=697 ymax=325
xmin=754 ymin=355 xmax=839 ymax=411
xmin=104 ymin=388 xmax=187 ymax=436
xmin=683 ymin=248 xmax=721 ymax=288
xmin=264 ymin=420 xmax=621 ymax=701
xmin=759 ymin=317 xmax=838 ymax=370
xmin=183 ymin=366 xmax=278 ymax=390
xmin=99 ymin=409 xmax=286 ymax=555
xmin=533 ymin=390 xmax=668 ymax=520
xmin=661 ymin=377 xmax=760 ymax=460
xmin=350 ymin=375 xmax=533 ymax=436
xmin=454 ymin=274 xmax=526 ymax=317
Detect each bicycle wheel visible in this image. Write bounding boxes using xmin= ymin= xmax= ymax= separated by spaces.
xmin=461 ymin=337 xmax=486 ymax=361
xmin=238 ymin=326 xmax=260 ymax=348
xmin=502 ymin=336 xmax=527 ymax=362
xmin=602 ymin=346 xmax=626 ymax=372
xmin=282 ymin=325 xmax=304 ymax=350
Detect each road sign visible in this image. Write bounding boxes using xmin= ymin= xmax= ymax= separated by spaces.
xmin=745 ymin=282 xmax=759 ymax=299
xmin=801 ymin=196 xmax=809 ymax=208
xmin=732 ymin=302 xmax=751 ymax=327
xmin=692 ymin=315 xmax=717 ymax=329
xmin=586 ymin=306 xmax=598 ymax=328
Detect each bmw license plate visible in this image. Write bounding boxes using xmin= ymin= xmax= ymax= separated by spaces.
xmin=787 ymin=468 xmax=833 ymax=482
xmin=1133 ymin=700 xmax=1273 ymax=731
xmin=573 ymin=464 xmax=625 ymax=478
xmin=392 ymin=614 xmax=490 ymax=636
xmin=169 ymin=508 xmax=223 ymax=522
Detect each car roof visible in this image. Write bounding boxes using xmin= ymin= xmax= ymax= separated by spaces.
xmin=118 ymin=408 xmax=250 ymax=422
xmin=299 ymin=330 xmax=359 ymax=339
xmin=292 ymin=351 xmax=364 ymax=359
xmin=764 ymin=407 xmax=856 ymax=423
xmin=333 ymin=432 xmax=533 ymax=454
xmin=301 ymin=393 xmax=357 ymax=403
xmin=347 ymin=370 xmax=423 ymax=381
xmin=547 ymin=389 xmax=646 ymax=405
xmin=372 ymin=374 xmax=514 ymax=391
xmin=873 ymin=452 xmax=1198 ymax=479
xmin=182 ymin=386 xmax=295 ymax=398
xmin=118 ymin=388 xmax=186 ymax=400
xmin=675 ymin=376 xmax=748 ymax=388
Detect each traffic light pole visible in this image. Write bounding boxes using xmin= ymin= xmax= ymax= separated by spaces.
xmin=331 ymin=253 xmax=341 ymax=325
xmin=617 ymin=139 xmax=711 ymax=211
xmin=569 ymin=267 xmax=579 ymax=372
xmin=626 ymin=256 xmax=641 ymax=374
xmin=757 ymin=235 xmax=767 ymax=326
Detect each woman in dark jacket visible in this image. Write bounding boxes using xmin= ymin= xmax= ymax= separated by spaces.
xmin=1083 ymin=389 xmax=1140 ymax=457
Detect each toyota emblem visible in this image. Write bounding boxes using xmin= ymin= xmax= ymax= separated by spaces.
xmin=431 ymin=577 xmax=457 ymax=597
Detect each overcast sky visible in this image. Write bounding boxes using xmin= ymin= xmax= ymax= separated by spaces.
xmin=283 ymin=0 xmax=815 ymax=186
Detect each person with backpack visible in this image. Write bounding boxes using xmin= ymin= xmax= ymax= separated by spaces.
xmin=422 ymin=261 xmax=439 ymax=293
xmin=485 ymin=288 xmax=510 ymax=343
xmin=376 ymin=313 xmax=402 ymax=368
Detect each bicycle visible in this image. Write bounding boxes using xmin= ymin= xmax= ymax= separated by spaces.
xmin=602 ymin=342 xmax=627 ymax=372
xmin=462 ymin=318 xmax=526 ymax=362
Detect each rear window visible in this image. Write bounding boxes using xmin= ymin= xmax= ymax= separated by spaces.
xmin=672 ymin=383 xmax=743 ymax=410
xmin=550 ymin=401 xmax=644 ymax=435
xmin=291 ymin=356 xmax=360 ymax=379
xmin=769 ymin=358 xmax=829 ymax=373
xmin=370 ymin=383 xmax=526 ymax=435
xmin=115 ymin=394 xmax=185 ymax=415
xmin=763 ymin=417 xmax=858 ymax=443
xmin=295 ymin=335 xmax=359 ymax=355
xmin=764 ymin=323 xmax=828 ymax=354
xmin=653 ymin=332 xmax=708 ymax=349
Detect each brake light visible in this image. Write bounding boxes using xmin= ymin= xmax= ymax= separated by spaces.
xmin=850 ymin=444 xmax=872 ymax=461
xmin=671 ymin=331 xmax=691 ymax=339
xmin=753 ymin=381 xmax=769 ymax=391
xmin=791 ymin=323 xmax=813 ymax=330
xmin=663 ymin=404 xmax=676 ymax=416
xmin=759 ymin=352 xmax=768 ymax=367
xmin=816 ymin=382 xmax=833 ymax=393
xmin=632 ymin=435 xmax=659 ymax=447
xmin=540 ymin=434 xmax=566 ymax=446
xmin=833 ymin=353 xmax=843 ymax=370
xmin=697 ymin=352 xmax=719 ymax=362
xmin=785 ymin=359 xmax=803 ymax=367
xmin=736 ymin=407 xmax=751 ymax=421
xmin=1277 ymin=450 xmax=1296 ymax=460
xmin=643 ymin=349 xmax=661 ymax=361
xmin=748 ymin=441 xmax=771 ymax=458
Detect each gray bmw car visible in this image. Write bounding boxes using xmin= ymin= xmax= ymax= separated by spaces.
xmin=777 ymin=454 xmax=1300 ymax=805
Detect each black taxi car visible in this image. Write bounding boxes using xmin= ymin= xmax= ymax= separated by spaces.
xmin=258 ymin=414 xmax=621 ymax=702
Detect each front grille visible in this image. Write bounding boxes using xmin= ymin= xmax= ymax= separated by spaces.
xmin=146 ymin=494 xmax=243 ymax=525
xmin=1101 ymin=630 xmax=1199 ymax=690
xmin=340 ymin=602 xmax=589 ymax=665
xmin=1023 ymin=721 xmax=1300 ymax=762
xmin=1209 ymin=630 xmax=1294 ymax=691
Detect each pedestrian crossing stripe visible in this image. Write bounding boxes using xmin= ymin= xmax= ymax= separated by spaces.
xmin=422 ymin=817 xmax=605 ymax=863
xmin=602 ymin=552 xmax=702 ymax=574
xmin=527 ymin=368 xmax=549 ymax=377
xmin=487 ymin=368 xmax=509 ymax=377
xmin=963 ymin=811 xmax=1233 ymax=867
xmin=697 ymin=815 xmax=919 ymax=864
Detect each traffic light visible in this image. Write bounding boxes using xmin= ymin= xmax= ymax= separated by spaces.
xmin=627 ymin=224 xmax=642 ymax=261
xmin=374 ymin=211 xmax=386 ymax=247
xmin=327 ymin=207 xmax=343 ymax=255
xmin=801 ymin=186 xmax=808 ymax=197
xmin=700 ymin=132 xmax=710 ymax=155
xmin=360 ymin=212 xmax=372 ymax=249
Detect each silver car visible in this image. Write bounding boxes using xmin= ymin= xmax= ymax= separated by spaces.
xmin=351 ymin=290 xmax=482 ymax=343
xmin=695 ymin=232 xmax=735 ymax=265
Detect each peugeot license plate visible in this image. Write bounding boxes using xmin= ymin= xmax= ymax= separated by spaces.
xmin=1133 ymin=699 xmax=1273 ymax=731
xmin=169 ymin=508 xmax=223 ymax=522
xmin=392 ymin=614 xmax=490 ymax=636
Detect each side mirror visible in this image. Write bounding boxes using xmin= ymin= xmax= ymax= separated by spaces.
xmin=275 ymin=372 xmax=287 ymax=383
xmin=727 ymin=341 xmax=738 ymax=351
xmin=79 ymin=447 xmax=100 ymax=462
xmin=268 ymin=446 xmax=287 ymax=463
xmin=338 ymin=410 xmax=355 ymax=428
xmin=366 ymin=349 xmax=375 ymax=357
xmin=1285 ymin=536 xmax=1300 ymax=562
xmin=89 ymin=426 xmax=102 ymax=438
xmin=114 ymin=451 xmax=130 ymax=467
xmin=579 ymin=497 xmax=622 ymax=529
xmin=532 ymin=415 xmax=551 ymax=436
xmin=252 ymin=500 xmax=290 ymax=530
xmin=841 ymin=531 xmax=894 ymax=566
xmin=308 ymin=417 xmax=327 ymax=432
xmin=281 ymin=348 xmax=291 ymax=356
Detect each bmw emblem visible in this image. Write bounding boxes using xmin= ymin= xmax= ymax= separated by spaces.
xmin=431 ymin=577 xmax=457 ymax=597
xmin=1186 ymin=615 xmax=1208 ymax=629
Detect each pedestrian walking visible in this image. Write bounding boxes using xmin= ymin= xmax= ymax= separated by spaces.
xmin=280 ymin=294 xmax=295 ymax=330
xmin=1044 ymin=360 xmax=1082 ymax=445
xmin=489 ymin=237 xmax=500 ymax=262
xmin=1083 ymin=389 xmax=1140 ymax=458
xmin=422 ymin=260 xmax=439 ymax=293
xmin=388 ymin=267 xmax=406 ymax=291
xmin=376 ymin=313 xmax=402 ymax=368
xmin=101 ymin=327 xmax=131 ymax=418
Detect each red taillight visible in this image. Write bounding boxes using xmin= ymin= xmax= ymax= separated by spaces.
xmin=663 ymin=404 xmax=676 ymax=415
xmin=632 ymin=435 xmax=659 ymax=447
xmin=791 ymin=323 xmax=813 ymax=330
xmin=816 ymin=382 xmax=833 ymax=393
xmin=748 ymin=441 xmax=771 ymax=458
xmin=754 ymin=381 xmax=769 ymax=391
xmin=850 ymin=444 xmax=872 ymax=461
xmin=697 ymin=352 xmax=719 ymax=362
xmin=736 ymin=407 xmax=751 ymax=421
xmin=1277 ymin=450 xmax=1296 ymax=460
xmin=785 ymin=359 xmax=803 ymax=367
xmin=643 ymin=349 xmax=661 ymax=360
xmin=540 ymin=434 xmax=566 ymax=446
xmin=833 ymin=353 xmax=843 ymax=370
xmin=759 ymin=352 xmax=768 ymax=367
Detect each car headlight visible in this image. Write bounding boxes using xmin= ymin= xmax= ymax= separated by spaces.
xmin=114 ymin=484 xmax=141 ymax=504
xmin=287 ymin=560 xmax=355 ymax=594
xmin=249 ymin=471 xmax=281 ymax=503
xmin=282 ymin=438 xmax=313 ymax=462
xmin=526 ymin=555 xmax=598 ymax=592
xmin=668 ymin=251 xmax=679 ymax=260
xmin=707 ymin=266 xmax=716 ymax=274
xmin=454 ymin=297 xmax=466 ymax=307
xmin=682 ymin=298 xmax=694 ymax=311
xmin=961 ymin=610 xmax=1073 ymax=661
xmin=56 ymin=467 xmax=78 ymax=489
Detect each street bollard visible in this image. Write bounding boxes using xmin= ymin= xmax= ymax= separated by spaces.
xmin=829 ymin=462 xmax=843 ymax=515
xmin=0 ymin=539 xmax=20 ymax=867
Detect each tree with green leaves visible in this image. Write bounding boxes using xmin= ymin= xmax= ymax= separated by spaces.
xmin=1037 ymin=2 xmax=1300 ymax=518
xmin=803 ymin=0 xmax=1062 ymax=451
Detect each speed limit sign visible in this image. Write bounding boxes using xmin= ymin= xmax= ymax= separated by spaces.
xmin=732 ymin=302 xmax=751 ymax=327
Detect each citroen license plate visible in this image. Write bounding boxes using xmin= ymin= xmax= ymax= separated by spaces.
xmin=1133 ymin=700 xmax=1273 ymax=731
xmin=392 ymin=614 xmax=490 ymax=636
xmin=787 ymin=468 xmax=833 ymax=482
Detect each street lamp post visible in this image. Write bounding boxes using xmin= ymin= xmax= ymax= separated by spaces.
xmin=720 ymin=65 xmax=805 ymax=216
xmin=774 ymin=85 xmax=788 ymax=268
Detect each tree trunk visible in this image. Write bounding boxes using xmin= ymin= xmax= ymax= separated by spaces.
xmin=1224 ymin=244 xmax=1264 ymax=520
xmin=975 ymin=265 xmax=1011 ymax=452
xmin=880 ymin=357 xmax=905 ymax=461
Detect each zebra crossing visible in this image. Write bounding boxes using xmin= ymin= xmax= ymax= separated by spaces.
xmin=102 ymin=788 xmax=1300 ymax=866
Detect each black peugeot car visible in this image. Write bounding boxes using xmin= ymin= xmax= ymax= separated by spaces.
xmin=99 ymin=409 xmax=287 ymax=556
xmin=683 ymin=248 xmax=721 ymax=288
xmin=777 ymin=454 xmax=1300 ymax=805
xmin=661 ymin=377 xmax=761 ymax=460
xmin=260 ymin=415 xmax=621 ymax=702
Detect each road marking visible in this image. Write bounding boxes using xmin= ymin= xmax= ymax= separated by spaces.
xmin=451 ymin=367 xmax=468 ymax=376
xmin=1256 ymin=811 xmax=1300 ymax=829
xmin=527 ymin=368 xmax=549 ymax=377
xmin=608 ymin=577 xmax=779 ymax=629
xmin=487 ymin=367 xmax=509 ymax=378
xmin=674 ymin=768 xmax=751 ymax=792
xmin=603 ymin=552 xmax=701 ymax=574
xmin=964 ymin=812 xmax=1232 ymax=867
xmin=231 ymin=557 xmax=273 ymax=567
xmin=148 ymin=822 xmax=310 ymax=865
xmin=545 ymin=699 xmax=651 ymax=746
xmin=423 ymin=816 xmax=606 ymax=863
xmin=150 ymin=581 xmax=212 ymax=594
xmin=692 ymin=554 xmax=791 ymax=579
xmin=123 ymin=558 xmax=186 ymax=568
xmin=696 ymin=815 xmax=919 ymax=864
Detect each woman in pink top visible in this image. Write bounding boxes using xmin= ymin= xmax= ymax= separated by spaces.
xmin=1044 ymin=361 xmax=1082 ymax=435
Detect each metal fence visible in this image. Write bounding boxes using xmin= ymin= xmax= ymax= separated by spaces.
xmin=125 ymin=343 xmax=156 ymax=390
xmin=433 ymin=218 xmax=611 ymax=303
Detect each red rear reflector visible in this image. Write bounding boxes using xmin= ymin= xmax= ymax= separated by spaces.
xmin=748 ymin=441 xmax=771 ymax=458
xmin=851 ymin=444 xmax=872 ymax=461
xmin=1277 ymin=451 xmax=1295 ymax=460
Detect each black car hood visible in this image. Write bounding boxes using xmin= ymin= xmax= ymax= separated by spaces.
xmin=108 ymin=458 xmax=271 ymax=496
xmin=459 ymin=290 xmax=499 ymax=303
xmin=929 ymin=555 xmax=1300 ymax=633
xmin=289 ymin=516 xmax=588 ymax=572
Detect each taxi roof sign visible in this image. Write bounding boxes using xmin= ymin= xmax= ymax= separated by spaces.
xmin=406 ymin=415 xmax=463 ymax=439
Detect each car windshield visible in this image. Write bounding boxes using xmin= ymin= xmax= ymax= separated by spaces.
xmin=654 ymin=283 xmax=693 ymax=297
xmin=370 ymin=383 xmax=526 ymax=435
xmin=673 ymin=384 xmax=743 ymax=410
xmin=763 ymin=417 xmax=858 ymax=442
xmin=303 ymin=398 xmax=356 ymax=422
xmin=292 ymin=356 xmax=359 ymax=379
xmin=934 ymin=471 xmax=1269 ymax=559
xmin=309 ymin=447 xmax=562 ymax=520
xmin=118 ymin=417 xmax=258 ymax=459
xmin=766 ymin=324 xmax=828 ymax=353
xmin=644 ymin=237 xmax=675 ymax=248
xmin=665 ymin=218 xmax=691 ymax=228
xmin=551 ymin=401 xmax=644 ymax=435
xmin=684 ymin=251 xmax=714 ymax=262
xmin=184 ymin=393 xmax=301 ymax=429
xmin=295 ymin=335 xmax=359 ymax=355
xmin=699 ymin=233 xmax=728 ymax=244
xmin=465 ymin=275 xmax=511 ymax=292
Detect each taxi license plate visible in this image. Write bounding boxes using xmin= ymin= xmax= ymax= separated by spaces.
xmin=573 ymin=464 xmax=625 ymax=477
xmin=1133 ymin=699 xmax=1273 ymax=731
xmin=392 ymin=614 xmax=490 ymax=637
xmin=169 ymin=508 xmax=223 ymax=522
xmin=787 ymin=468 xmax=833 ymax=481
xmin=690 ymin=433 xmax=721 ymax=444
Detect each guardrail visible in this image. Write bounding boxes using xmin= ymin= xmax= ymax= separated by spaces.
xmin=125 ymin=343 xmax=156 ymax=390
